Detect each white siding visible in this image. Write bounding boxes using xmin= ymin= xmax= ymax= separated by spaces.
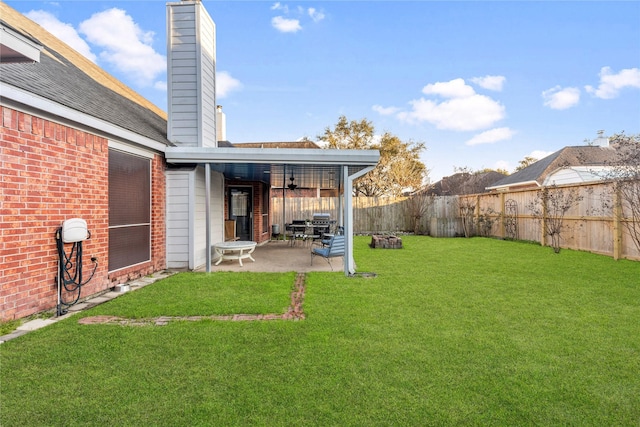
xmin=167 ymin=1 xmax=216 ymax=148
xmin=543 ymin=166 xmax=610 ymax=186
xmin=544 ymin=169 xmax=582 ymax=186
xmin=198 ymin=8 xmax=216 ymax=147
xmin=166 ymin=169 xmax=194 ymax=268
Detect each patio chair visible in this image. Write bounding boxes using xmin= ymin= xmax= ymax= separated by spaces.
xmin=321 ymin=225 xmax=344 ymax=247
xmin=311 ymin=234 xmax=345 ymax=271
xmin=225 ymin=220 xmax=239 ymax=241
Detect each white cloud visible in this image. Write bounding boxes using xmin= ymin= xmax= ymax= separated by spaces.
xmin=271 ymin=16 xmax=302 ymax=33
xmin=271 ymin=2 xmax=288 ymax=13
xmin=270 ymin=4 xmax=324 ymax=33
xmin=542 ymin=86 xmax=580 ymax=110
xmin=154 ymin=81 xmax=167 ymax=91
xmin=466 ymin=127 xmax=515 ymax=146
xmin=529 ymin=150 xmax=554 ymax=160
xmin=399 ymin=94 xmax=505 ymax=131
xmin=494 ymin=160 xmax=511 ymax=172
xmin=470 ymin=75 xmax=506 ymax=91
xmin=372 ymin=105 xmax=400 ymax=115
xmin=395 ymin=78 xmax=507 ymax=131
xmin=78 ymin=8 xmax=165 ymax=87
xmin=585 ymin=66 xmax=640 ymax=99
xmin=308 ymin=7 xmax=325 ymax=22
xmin=217 ymin=71 xmax=243 ymax=98
xmin=25 ymin=10 xmax=97 ymax=62
xmin=422 ymin=78 xmax=476 ymax=98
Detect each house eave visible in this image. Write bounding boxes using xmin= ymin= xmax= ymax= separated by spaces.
xmin=165 ymin=146 xmax=380 ymax=167
xmin=0 ymin=22 xmax=42 ymax=63
xmin=486 ymin=180 xmax=541 ymax=192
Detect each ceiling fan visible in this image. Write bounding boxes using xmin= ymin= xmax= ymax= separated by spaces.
xmin=287 ymin=172 xmax=297 ymax=190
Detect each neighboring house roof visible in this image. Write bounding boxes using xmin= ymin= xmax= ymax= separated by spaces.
xmin=234 ymin=140 xmax=321 ymax=149
xmin=428 ymin=171 xmax=506 ymax=195
xmin=487 ymin=145 xmax=618 ymax=191
xmin=0 ymin=3 xmax=169 ymax=147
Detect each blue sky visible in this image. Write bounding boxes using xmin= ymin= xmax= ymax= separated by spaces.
xmin=7 ymin=0 xmax=640 ymax=182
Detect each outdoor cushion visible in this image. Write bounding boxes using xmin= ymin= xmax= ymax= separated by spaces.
xmin=312 ymin=247 xmax=330 ymax=257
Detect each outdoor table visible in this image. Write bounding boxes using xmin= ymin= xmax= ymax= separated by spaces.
xmin=287 ymin=224 xmax=309 ymax=245
xmin=213 ymin=241 xmax=257 ymax=266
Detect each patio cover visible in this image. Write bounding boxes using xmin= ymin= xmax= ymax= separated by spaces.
xmin=165 ymin=146 xmax=380 ymax=275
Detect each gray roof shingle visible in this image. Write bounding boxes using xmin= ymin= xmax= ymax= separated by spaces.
xmin=0 ymin=3 xmax=169 ymax=146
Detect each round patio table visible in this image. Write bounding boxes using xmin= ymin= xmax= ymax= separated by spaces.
xmin=213 ymin=241 xmax=257 ymax=266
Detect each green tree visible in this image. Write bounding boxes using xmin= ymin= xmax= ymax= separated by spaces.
xmin=515 ymin=156 xmax=538 ymax=172
xmin=319 ymin=116 xmax=427 ymax=197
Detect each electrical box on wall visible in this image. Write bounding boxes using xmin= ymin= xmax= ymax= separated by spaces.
xmin=61 ymin=218 xmax=89 ymax=243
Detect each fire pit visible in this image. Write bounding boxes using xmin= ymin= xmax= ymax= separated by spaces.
xmin=370 ymin=235 xmax=403 ymax=249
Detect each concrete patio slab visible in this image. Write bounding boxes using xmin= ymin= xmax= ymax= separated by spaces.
xmin=205 ymin=240 xmax=344 ymax=273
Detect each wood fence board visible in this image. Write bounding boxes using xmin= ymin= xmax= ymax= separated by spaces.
xmin=270 ymin=180 xmax=639 ymax=260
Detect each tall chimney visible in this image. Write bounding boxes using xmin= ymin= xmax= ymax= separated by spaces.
xmin=167 ymin=0 xmax=216 ymax=147
xmin=593 ymin=130 xmax=609 ymax=148
xmin=216 ymin=105 xmax=226 ymax=142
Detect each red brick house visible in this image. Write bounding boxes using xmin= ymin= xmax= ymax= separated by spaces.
xmin=0 ymin=1 xmax=379 ymax=321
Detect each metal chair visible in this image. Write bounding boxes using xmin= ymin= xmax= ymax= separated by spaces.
xmin=311 ymin=234 xmax=345 ymax=270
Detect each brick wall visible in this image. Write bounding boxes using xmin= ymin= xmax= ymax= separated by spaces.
xmin=0 ymin=107 xmax=166 ymax=321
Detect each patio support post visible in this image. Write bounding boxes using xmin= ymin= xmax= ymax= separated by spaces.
xmin=337 ymin=169 xmax=343 ymax=227
xmin=344 ymin=164 xmax=376 ymax=275
xmin=343 ymin=165 xmax=352 ymax=275
xmin=205 ymin=163 xmax=212 ymax=272
xmin=282 ymin=165 xmax=286 ymax=241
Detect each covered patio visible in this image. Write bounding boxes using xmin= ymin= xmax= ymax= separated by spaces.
xmin=200 ymin=239 xmax=344 ymax=273
xmin=165 ymin=146 xmax=380 ymax=275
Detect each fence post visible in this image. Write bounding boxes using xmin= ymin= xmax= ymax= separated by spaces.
xmin=540 ymin=188 xmax=547 ymax=247
xmin=475 ymin=195 xmax=480 ymax=231
xmin=613 ymin=185 xmax=622 ymax=260
xmin=499 ymin=192 xmax=505 ymax=239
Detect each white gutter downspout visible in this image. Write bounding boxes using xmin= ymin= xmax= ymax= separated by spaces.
xmin=343 ymin=165 xmax=376 ymax=275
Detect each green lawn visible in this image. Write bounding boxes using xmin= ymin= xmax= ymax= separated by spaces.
xmin=2 ymin=236 xmax=639 ymax=426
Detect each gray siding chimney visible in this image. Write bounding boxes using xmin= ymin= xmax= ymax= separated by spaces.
xmin=167 ymin=0 xmax=216 ymax=147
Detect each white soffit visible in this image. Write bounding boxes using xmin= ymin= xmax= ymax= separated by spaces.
xmin=0 ymin=24 xmax=42 ymax=63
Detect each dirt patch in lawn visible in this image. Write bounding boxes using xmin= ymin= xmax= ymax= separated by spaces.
xmin=79 ymin=273 xmax=307 ymax=326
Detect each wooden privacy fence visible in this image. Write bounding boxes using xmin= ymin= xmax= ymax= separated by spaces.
xmin=271 ymin=195 xmax=461 ymax=236
xmin=271 ymin=180 xmax=639 ymax=261
xmin=271 ymin=196 xmax=409 ymax=233
xmin=453 ymin=181 xmax=639 ymax=261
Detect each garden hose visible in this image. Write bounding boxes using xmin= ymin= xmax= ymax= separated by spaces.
xmin=55 ymin=227 xmax=98 ymax=315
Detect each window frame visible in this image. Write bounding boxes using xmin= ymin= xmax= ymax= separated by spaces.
xmin=108 ymin=147 xmax=152 ymax=272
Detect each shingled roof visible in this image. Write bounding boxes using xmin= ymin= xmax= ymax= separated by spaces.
xmin=0 ymin=3 xmax=169 ymax=146
xmin=428 ymin=171 xmax=507 ymax=195
xmin=487 ymin=145 xmax=618 ymax=191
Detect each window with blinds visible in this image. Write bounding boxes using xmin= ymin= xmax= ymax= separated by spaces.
xmin=108 ymin=149 xmax=151 ymax=271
